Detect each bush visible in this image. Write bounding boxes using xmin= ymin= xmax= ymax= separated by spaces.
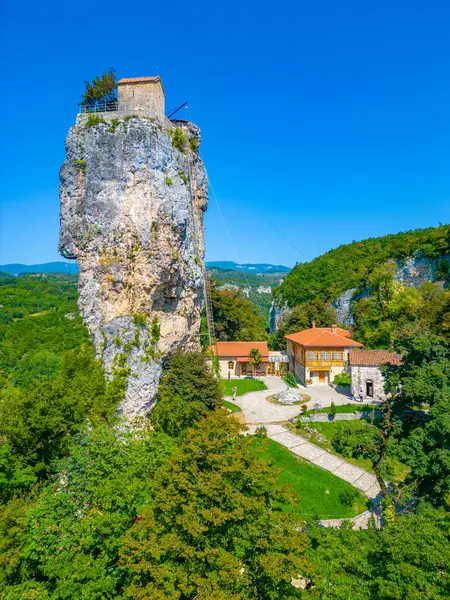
xmin=171 ymin=127 xmax=187 ymax=152
xmin=150 ymin=350 xmax=222 ymax=437
xmin=255 ymin=425 xmax=267 ymax=438
xmin=84 ymin=114 xmax=107 ymax=129
xmin=333 ymin=372 xmax=351 ymax=386
xmin=338 ymin=488 xmax=358 ymax=506
xmin=283 ymin=372 xmax=298 ymax=388
xmin=331 ymin=422 xmax=383 ymax=461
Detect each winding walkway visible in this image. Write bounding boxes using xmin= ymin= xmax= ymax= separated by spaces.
xmin=246 ymin=423 xmax=382 ymax=501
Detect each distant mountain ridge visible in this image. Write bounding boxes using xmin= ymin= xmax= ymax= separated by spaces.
xmin=0 ymin=262 xmax=79 ymax=275
xmin=206 ymin=261 xmax=290 ymax=273
xmin=1 ymin=261 xmax=291 ymax=276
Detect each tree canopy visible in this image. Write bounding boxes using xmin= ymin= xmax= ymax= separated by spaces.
xmin=80 ymin=68 xmax=118 ymax=110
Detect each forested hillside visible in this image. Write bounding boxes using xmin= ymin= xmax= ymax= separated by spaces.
xmin=1 ymin=274 xmax=449 ymax=598
xmin=274 ymin=225 xmax=450 ymax=307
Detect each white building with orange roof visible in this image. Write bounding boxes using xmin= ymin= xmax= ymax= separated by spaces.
xmin=210 ymin=341 xmax=288 ymax=378
xmin=285 ymin=323 xmax=363 ymax=385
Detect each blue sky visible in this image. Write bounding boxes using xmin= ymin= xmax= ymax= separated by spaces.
xmin=1 ymin=0 xmax=449 ymax=267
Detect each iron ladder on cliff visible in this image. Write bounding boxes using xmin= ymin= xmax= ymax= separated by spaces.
xmin=204 ymin=271 xmax=216 ymax=343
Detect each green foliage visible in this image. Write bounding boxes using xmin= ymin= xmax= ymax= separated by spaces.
xmin=275 ymin=224 xmax=450 ymax=307
xmin=150 ymin=316 xmax=160 ymax=345
xmin=385 ymin=334 xmax=450 ymax=504
xmin=164 ymin=175 xmax=172 ymax=185
xmin=132 ymin=313 xmax=147 ymax=327
xmin=271 ymin=298 xmax=338 ymax=350
xmin=306 ymin=504 xmax=450 ymax=599
xmin=171 ymin=127 xmax=187 ymax=151
xmin=107 ymin=117 xmax=121 ymax=133
xmin=248 ymin=347 xmax=262 ymax=373
xmin=84 ymin=113 xmax=107 ymax=128
xmin=150 ymin=351 xmax=222 ymax=437
xmin=123 ymin=114 xmax=140 ymax=122
xmin=211 ymin=284 xmax=268 ymax=341
xmin=283 ymin=371 xmax=298 ymax=388
xmin=178 ymin=170 xmax=189 ymax=185
xmin=120 ymin=411 xmax=308 ymax=599
xmin=189 ymin=136 xmax=199 ymax=152
xmin=208 ymin=266 xmax=282 ymax=320
xmin=75 ymin=159 xmax=86 ymax=173
xmin=333 ymin=372 xmax=351 ymax=386
xmin=1 ymin=425 xmax=174 ymax=597
xmin=80 ymin=68 xmax=117 ymax=110
xmin=331 ymin=421 xmax=384 ymax=462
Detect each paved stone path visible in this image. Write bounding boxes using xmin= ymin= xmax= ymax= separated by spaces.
xmin=246 ymin=423 xmax=382 ymax=502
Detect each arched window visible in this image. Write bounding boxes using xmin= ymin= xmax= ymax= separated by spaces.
xmin=228 ymin=361 xmax=234 ymax=370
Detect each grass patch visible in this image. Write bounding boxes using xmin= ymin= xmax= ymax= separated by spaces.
xmin=288 ymin=420 xmax=410 ymax=483
xmin=223 ymin=400 xmax=242 ymax=413
xmin=251 ymin=437 xmax=368 ymax=519
xmin=221 ymin=379 xmax=268 ymax=397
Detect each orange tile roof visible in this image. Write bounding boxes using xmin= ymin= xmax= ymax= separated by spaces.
xmin=285 ymin=327 xmax=363 ymax=348
xmin=210 ymin=341 xmax=269 ymax=359
xmin=349 ymin=350 xmax=403 ymax=366
xmin=117 ymin=76 xmax=161 ymax=85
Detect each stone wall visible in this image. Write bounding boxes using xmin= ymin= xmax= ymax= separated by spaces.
xmin=350 ymin=364 xmax=386 ymax=401
xmin=118 ymin=80 xmax=165 ymax=119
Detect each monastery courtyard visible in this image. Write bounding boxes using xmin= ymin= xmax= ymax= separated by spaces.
xmin=227 ymin=376 xmax=369 ymax=425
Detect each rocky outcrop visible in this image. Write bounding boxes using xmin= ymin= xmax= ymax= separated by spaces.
xmin=269 ymin=300 xmax=291 ymax=333
xmin=59 ymin=112 xmax=208 ymax=419
xmin=274 ymin=252 xmax=449 ymax=329
xmin=395 ymin=252 xmax=449 ymax=288
xmin=333 ymin=288 xmax=357 ymax=326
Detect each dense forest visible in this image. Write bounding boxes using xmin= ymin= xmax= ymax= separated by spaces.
xmin=274 ymin=225 xmax=450 ymax=307
xmin=0 ymin=273 xmax=449 ymax=598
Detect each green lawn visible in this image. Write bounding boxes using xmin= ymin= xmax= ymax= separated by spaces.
xmin=221 ymin=379 xmax=268 ymax=397
xmin=290 ymin=420 xmax=410 ymax=483
xmin=251 ymin=437 xmax=368 ymax=519
xmin=223 ymin=400 xmax=242 ymax=413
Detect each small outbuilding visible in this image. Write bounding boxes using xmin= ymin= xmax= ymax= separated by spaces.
xmin=348 ymin=350 xmax=402 ymax=401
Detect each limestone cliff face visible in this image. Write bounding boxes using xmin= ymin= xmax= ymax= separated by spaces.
xmin=59 ymin=113 xmax=208 ymax=419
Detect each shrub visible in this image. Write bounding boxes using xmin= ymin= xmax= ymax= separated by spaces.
xmin=255 ymin=425 xmax=267 ymax=438
xmin=330 ymin=401 xmax=337 ymax=416
xmin=333 ymin=372 xmax=351 ymax=386
xmin=75 ymin=159 xmax=86 ymax=173
xmin=331 ymin=422 xmax=383 ymax=461
xmin=338 ymin=488 xmax=358 ymax=506
xmin=84 ymin=114 xmax=107 ymax=129
xmin=165 ymin=176 xmax=172 ymax=185
xmin=108 ymin=117 xmax=121 ymax=133
xmin=283 ymin=372 xmax=298 ymax=388
xmin=150 ymin=350 xmax=222 ymax=437
xmin=189 ymin=136 xmax=199 ymax=152
xmin=171 ymin=127 xmax=187 ymax=151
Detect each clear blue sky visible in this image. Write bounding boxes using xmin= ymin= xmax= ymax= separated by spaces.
xmin=1 ymin=0 xmax=449 ymax=267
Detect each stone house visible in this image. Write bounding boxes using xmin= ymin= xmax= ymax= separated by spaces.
xmin=210 ymin=341 xmax=288 ymax=378
xmin=348 ymin=350 xmax=403 ymax=401
xmin=285 ymin=323 xmax=363 ymax=385
xmin=117 ymin=76 xmax=165 ymax=119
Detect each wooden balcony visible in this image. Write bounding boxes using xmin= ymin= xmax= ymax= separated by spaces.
xmin=305 ymin=360 xmax=344 ymax=368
